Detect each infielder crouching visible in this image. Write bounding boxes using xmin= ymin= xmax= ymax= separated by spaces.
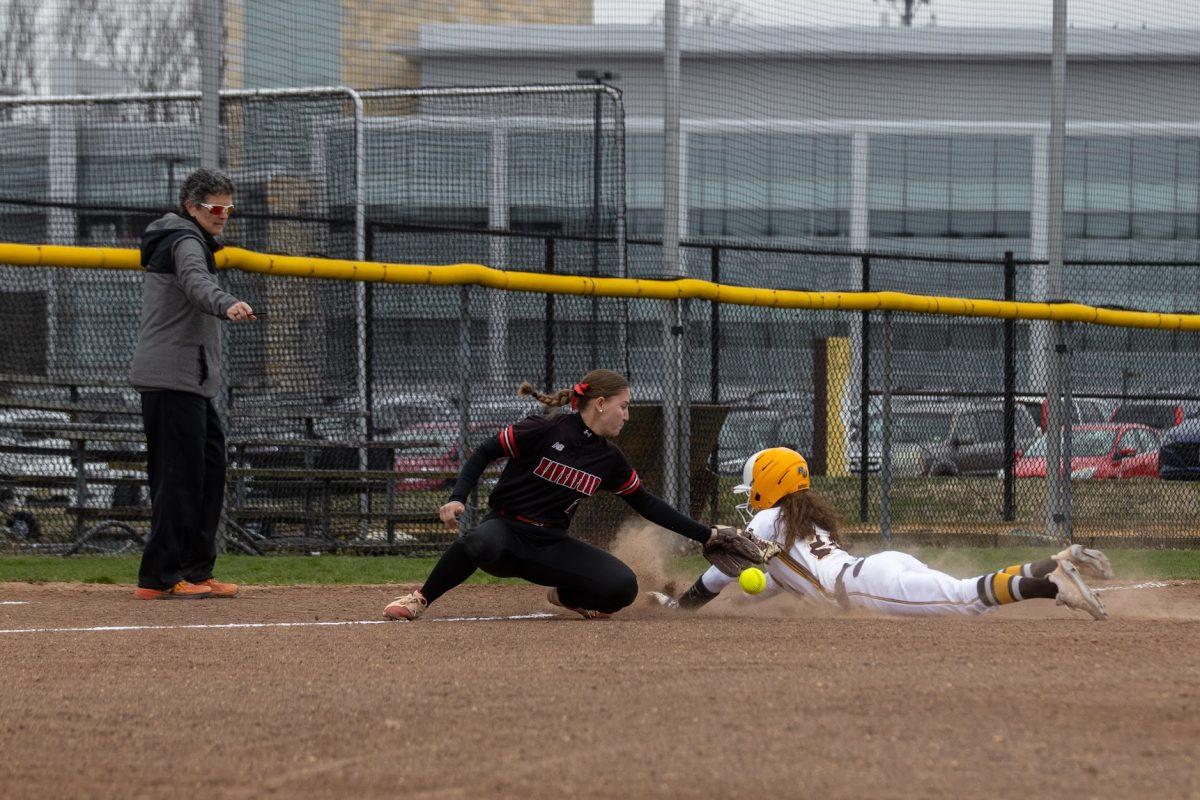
xmin=383 ymin=370 xmax=768 ymax=621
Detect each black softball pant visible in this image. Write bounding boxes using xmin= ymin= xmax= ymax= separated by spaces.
xmin=137 ymin=390 xmax=226 ymax=590
xmin=420 ymin=516 xmax=639 ymax=614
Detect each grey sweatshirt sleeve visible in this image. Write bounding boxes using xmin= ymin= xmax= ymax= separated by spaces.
xmin=172 ymin=237 xmax=240 ymax=318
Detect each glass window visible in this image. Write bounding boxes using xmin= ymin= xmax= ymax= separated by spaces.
xmin=894 ymin=412 xmax=954 ymax=444
xmin=1028 ymin=429 xmax=1114 ymax=457
xmin=870 ymin=135 xmax=908 ymax=211
xmin=688 ymin=133 xmax=849 ymax=239
xmin=976 ymin=411 xmax=1004 ymax=442
xmin=870 ymin=135 xmax=1031 ymax=239
xmin=1132 ymin=138 xmax=1176 ymax=213
xmin=1084 ymin=138 xmax=1132 ymax=212
xmin=368 ymin=129 xmax=488 ymax=209
xmin=628 ymin=133 xmax=663 ymax=210
xmin=1180 ymin=140 xmax=1199 ymax=214
xmin=1132 ymin=212 xmax=1176 ymax=240
xmin=1086 ymin=212 xmax=1131 ymax=239
xmin=777 ymin=416 xmax=808 ymax=450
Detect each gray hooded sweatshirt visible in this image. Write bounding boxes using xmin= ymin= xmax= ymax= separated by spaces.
xmin=129 ymin=212 xmax=240 ymax=398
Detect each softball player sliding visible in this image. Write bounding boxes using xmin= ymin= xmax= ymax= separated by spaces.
xmin=654 ymin=447 xmax=1111 ymax=620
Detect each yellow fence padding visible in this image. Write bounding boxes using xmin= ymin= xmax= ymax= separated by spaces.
xmin=825 ymin=338 xmax=850 ymax=478
xmin=1 ymin=241 xmax=1198 ymax=332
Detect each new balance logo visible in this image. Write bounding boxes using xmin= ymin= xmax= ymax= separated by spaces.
xmin=533 ymin=457 xmax=601 ymax=496
xmin=551 ymin=441 xmax=565 ymax=451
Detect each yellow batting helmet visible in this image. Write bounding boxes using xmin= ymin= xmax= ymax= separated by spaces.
xmin=733 ymin=447 xmax=811 ymax=518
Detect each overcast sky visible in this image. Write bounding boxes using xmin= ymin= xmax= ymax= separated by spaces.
xmin=596 ymin=0 xmax=1200 ymax=28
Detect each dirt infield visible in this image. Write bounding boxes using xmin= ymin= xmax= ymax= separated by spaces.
xmin=2 ymin=580 xmax=1200 ymax=799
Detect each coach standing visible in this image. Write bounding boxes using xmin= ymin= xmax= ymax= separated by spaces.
xmin=129 ymin=167 xmax=256 ymax=600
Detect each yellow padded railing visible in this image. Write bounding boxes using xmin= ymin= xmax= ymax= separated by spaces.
xmin=3 ymin=241 xmax=1198 ymax=332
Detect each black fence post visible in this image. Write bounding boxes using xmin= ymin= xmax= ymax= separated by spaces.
xmin=364 ymin=223 xmax=375 ymax=442
xmin=859 ymin=255 xmax=871 ymax=523
xmin=1003 ymin=250 xmax=1016 ymax=526
xmin=544 ymin=237 xmax=556 ymax=393
xmin=709 ymin=245 xmax=721 ymax=522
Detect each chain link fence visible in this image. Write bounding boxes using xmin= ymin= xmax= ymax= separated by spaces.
xmin=1 ymin=14 xmax=1199 ymax=553
xmin=3 ymin=231 xmax=1199 ymax=553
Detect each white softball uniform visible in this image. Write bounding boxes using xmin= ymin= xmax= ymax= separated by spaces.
xmin=700 ymin=508 xmax=996 ymax=616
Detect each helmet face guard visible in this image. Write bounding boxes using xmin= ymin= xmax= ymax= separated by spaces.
xmin=732 ymin=448 xmax=767 ymax=524
xmin=732 ymin=447 xmax=811 ymax=522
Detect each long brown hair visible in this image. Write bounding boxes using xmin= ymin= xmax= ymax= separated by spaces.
xmin=518 ymin=369 xmax=630 ymax=412
xmin=776 ymin=489 xmax=842 ymax=552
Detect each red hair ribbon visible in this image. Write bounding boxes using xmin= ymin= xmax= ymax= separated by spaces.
xmin=570 ymin=381 xmax=589 ymax=411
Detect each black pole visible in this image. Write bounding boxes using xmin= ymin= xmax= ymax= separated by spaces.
xmin=544 ymin=237 xmax=556 ymax=392
xmin=1003 ymin=250 xmax=1016 ymax=525
xmin=710 ymin=247 xmax=720 ymax=404
xmin=364 ymin=224 xmax=375 ymax=441
xmin=592 ymin=88 xmax=602 ymax=264
xmin=709 ymin=246 xmax=721 ymax=522
xmin=859 ymin=255 xmax=871 ymax=523
xmin=590 ymin=84 xmax=601 ymax=367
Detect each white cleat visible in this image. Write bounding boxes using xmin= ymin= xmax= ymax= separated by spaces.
xmin=1049 ymin=561 xmax=1108 ymax=621
xmin=383 ymin=590 xmax=427 ymax=621
xmin=646 ymin=591 xmax=680 ymax=609
xmin=1054 ymin=544 xmax=1114 ymax=580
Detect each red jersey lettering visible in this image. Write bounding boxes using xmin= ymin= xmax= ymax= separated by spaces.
xmin=534 ymin=457 xmax=601 ymax=497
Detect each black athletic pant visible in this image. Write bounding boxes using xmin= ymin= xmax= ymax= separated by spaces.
xmin=420 ymin=516 xmax=639 ymax=613
xmin=138 ymin=390 xmax=226 ymax=590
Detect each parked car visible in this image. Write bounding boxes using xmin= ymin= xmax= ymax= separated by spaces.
xmin=1014 ymin=423 xmax=1161 ymax=479
xmin=1109 ymin=401 xmax=1195 ymax=431
xmin=1158 ymin=419 xmax=1200 ymax=480
xmin=455 ymin=397 xmax=542 ymax=426
xmin=371 ymin=390 xmax=455 ymax=437
xmin=734 ymin=390 xmax=813 ymax=410
xmin=392 ymin=419 xmax=518 ymax=492
xmin=1017 ymin=395 xmax=1110 ymax=431
xmin=848 ymin=400 xmax=1039 ymax=476
xmin=0 ymin=409 xmax=146 ymax=509
xmin=715 ymin=407 xmax=812 ymax=474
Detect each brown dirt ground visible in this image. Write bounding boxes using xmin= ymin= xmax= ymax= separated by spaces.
xmin=1 ymin=580 xmax=1199 ymax=800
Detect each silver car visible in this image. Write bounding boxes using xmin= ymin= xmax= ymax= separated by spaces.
xmin=848 ymin=401 xmax=1039 ymax=477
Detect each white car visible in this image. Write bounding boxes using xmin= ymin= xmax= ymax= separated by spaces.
xmin=0 ymin=410 xmax=146 ymax=510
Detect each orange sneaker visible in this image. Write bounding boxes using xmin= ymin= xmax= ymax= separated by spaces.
xmin=197 ymin=578 xmax=238 ymax=598
xmin=134 ymin=581 xmax=213 ymax=600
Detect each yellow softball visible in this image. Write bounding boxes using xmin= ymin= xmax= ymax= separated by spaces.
xmin=739 ymin=567 xmax=767 ymax=595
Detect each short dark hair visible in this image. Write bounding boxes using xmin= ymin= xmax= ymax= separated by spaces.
xmin=179 ymin=167 xmax=235 ymax=208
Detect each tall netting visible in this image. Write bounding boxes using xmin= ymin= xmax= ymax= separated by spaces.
xmin=0 ymin=84 xmax=628 ymax=552
xmin=2 ymin=1 xmax=1200 ymax=554
xmin=361 ymin=85 xmax=627 ymax=399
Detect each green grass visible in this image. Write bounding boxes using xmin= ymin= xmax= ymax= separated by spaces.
xmin=0 ymin=555 xmax=522 ymax=586
xmin=2 ymin=548 xmax=1199 ymax=586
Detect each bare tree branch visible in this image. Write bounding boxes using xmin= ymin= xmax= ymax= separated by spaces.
xmin=52 ymin=0 xmax=208 ymax=121
xmin=874 ymin=0 xmax=933 ymax=27
xmin=650 ymin=0 xmax=755 ymax=27
xmin=0 ymin=0 xmax=40 ymax=94
xmin=55 ymin=0 xmax=201 ymax=94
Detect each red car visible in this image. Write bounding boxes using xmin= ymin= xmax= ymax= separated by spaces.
xmin=1015 ymin=423 xmax=1161 ymax=479
xmin=392 ymin=421 xmax=509 ymax=492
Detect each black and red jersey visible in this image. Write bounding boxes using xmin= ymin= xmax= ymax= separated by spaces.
xmin=448 ymin=410 xmax=710 ymax=543
xmin=450 ymin=412 xmax=640 ymax=529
